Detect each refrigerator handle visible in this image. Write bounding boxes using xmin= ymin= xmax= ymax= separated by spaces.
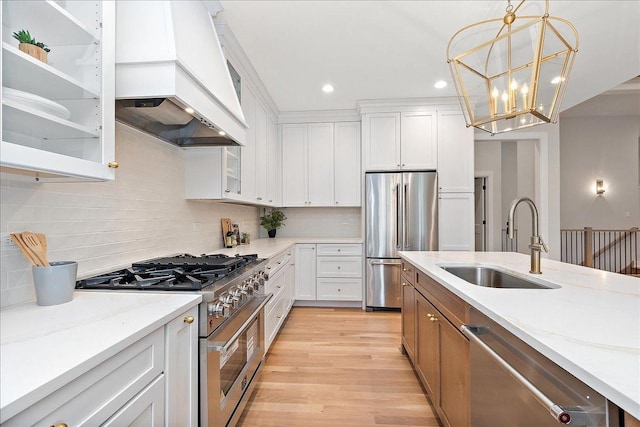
xmin=396 ymin=183 xmax=401 ymax=249
xmin=403 ymin=183 xmax=408 ymax=250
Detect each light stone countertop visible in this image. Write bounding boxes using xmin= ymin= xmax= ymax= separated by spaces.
xmin=213 ymin=237 xmax=363 ymax=259
xmin=0 ymin=292 xmax=201 ymax=422
xmin=398 ymin=251 xmax=640 ymax=419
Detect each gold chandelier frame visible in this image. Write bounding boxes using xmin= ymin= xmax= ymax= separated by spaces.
xmin=447 ymin=0 xmax=579 ymax=134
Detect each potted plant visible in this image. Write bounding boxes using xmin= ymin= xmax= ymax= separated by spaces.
xmin=13 ymin=30 xmax=50 ymax=63
xmin=260 ymin=208 xmax=286 ymax=238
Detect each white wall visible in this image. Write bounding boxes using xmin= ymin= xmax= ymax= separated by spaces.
xmin=475 ymin=124 xmax=561 ymax=261
xmin=559 ymin=115 xmax=640 ymax=229
xmin=0 ymin=123 xmax=260 ymax=308
xmin=475 ymin=141 xmax=502 ymax=251
xmin=258 ymin=207 xmax=361 ymax=238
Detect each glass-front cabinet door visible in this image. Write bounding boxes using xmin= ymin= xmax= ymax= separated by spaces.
xmin=1 ymin=1 xmax=116 ymax=181
xmin=225 ymin=146 xmax=241 ymax=196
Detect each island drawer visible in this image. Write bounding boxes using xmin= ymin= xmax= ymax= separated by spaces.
xmin=416 ymin=270 xmax=469 ymax=328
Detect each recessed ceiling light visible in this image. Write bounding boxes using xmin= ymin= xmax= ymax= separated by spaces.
xmin=434 ymin=80 xmax=448 ymax=89
xmin=218 ymin=130 xmax=226 ymax=136
xmin=185 ymin=107 xmax=195 ymax=114
xmin=322 ymin=84 xmax=334 ymax=93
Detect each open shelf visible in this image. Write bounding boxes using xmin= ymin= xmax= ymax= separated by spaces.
xmin=2 ymin=43 xmax=100 ymax=99
xmin=2 ymin=100 xmax=100 ymax=139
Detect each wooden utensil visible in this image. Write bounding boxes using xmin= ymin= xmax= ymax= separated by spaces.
xmin=36 ymin=233 xmax=47 ymax=253
xmin=10 ymin=233 xmax=38 ymax=266
xmin=21 ymin=232 xmax=50 ymax=266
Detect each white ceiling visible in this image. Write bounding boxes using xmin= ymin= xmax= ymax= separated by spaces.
xmin=217 ymin=1 xmax=640 ymax=113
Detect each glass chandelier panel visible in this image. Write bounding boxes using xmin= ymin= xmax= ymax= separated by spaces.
xmin=447 ymin=0 xmax=578 ymax=134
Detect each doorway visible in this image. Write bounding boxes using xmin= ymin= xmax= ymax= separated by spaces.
xmin=474 ymin=177 xmax=487 ymax=251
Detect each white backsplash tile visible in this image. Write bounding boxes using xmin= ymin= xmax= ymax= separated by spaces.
xmin=0 ymin=123 xmax=260 ymax=308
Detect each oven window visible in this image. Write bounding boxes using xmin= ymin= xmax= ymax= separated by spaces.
xmin=219 ymin=317 xmax=259 ymax=401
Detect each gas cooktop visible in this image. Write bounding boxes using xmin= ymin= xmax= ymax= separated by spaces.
xmin=76 ymin=253 xmax=261 ymax=291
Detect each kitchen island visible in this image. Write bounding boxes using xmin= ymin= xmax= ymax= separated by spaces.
xmin=398 ymin=251 xmax=640 ymax=420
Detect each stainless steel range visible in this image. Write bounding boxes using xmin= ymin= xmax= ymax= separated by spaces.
xmin=76 ymin=253 xmax=272 ymax=427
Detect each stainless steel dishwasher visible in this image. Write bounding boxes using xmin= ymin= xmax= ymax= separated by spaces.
xmin=462 ymin=307 xmax=618 ymax=427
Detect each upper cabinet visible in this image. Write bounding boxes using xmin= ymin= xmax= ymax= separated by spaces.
xmin=1 ymin=1 xmax=116 ymax=181
xmin=184 ymin=22 xmax=280 ymax=206
xmin=437 ymin=111 xmax=474 ymax=193
xmin=282 ymin=121 xmax=361 ymax=207
xmin=362 ymin=110 xmax=437 ymax=171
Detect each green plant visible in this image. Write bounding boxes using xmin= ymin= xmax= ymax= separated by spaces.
xmin=12 ymin=29 xmax=50 ymax=52
xmin=260 ymin=208 xmax=287 ymax=231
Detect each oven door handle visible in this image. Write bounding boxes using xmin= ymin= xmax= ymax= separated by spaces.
xmin=208 ymin=294 xmax=272 ymax=352
xmin=462 ymin=325 xmax=599 ymax=426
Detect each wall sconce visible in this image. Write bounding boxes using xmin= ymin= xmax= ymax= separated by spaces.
xmin=596 ymin=179 xmax=605 ymax=195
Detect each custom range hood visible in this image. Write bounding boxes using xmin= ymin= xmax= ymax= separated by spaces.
xmin=115 ymin=1 xmax=246 ymax=147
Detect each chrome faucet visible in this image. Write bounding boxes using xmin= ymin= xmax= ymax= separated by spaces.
xmin=507 ymin=197 xmax=549 ymax=274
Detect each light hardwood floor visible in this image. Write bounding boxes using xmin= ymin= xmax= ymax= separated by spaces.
xmin=238 ymin=307 xmax=441 ymax=426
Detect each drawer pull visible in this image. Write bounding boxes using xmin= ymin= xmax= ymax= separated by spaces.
xmin=402 ymin=267 xmax=407 ymax=272
xmin=276 ymin=285 xmax=281 ymax=289
xmin=337 ymin=266 xmax=341 ymax=269
xmin=51 ymin=424 xmax=68 ymax=427
xmin=338 ymin=288 xmax=341 ymax=292
xmin=184 ymin=316 xmax=195 ymax=324
xmin=430 ymin=316 xmax=438 ymax=322
xmin=338 ymin=249 xmax=341 ymax=252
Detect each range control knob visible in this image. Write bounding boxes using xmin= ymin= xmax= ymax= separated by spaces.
xmin=208 ymin=301 xmax=231 ymax=318
xmin=230 ymin=287 xmax=247 ymax=303
xmin=240 ymin=282 xmax=254 ymax=295
xmin=219 ymin=293 xmax=240 ymax=309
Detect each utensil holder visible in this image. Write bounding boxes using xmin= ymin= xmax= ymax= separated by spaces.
xmin=32 ymin=261 xmax=78 ymax=306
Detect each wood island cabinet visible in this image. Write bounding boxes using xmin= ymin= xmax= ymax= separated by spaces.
xmin=401 ymin=260 xmax=470 ymax=427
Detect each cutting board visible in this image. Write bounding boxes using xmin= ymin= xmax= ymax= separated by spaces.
xmin=221 ymin=218 xmax=232 ymax=240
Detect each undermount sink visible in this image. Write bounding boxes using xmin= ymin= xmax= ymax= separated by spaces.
xmin=439 ymin=265 xmax=557 ymax=289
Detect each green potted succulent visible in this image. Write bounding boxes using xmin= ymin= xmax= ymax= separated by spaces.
xmin=13 ymin=29 xmax=50 ymax=63
xmin=260 ymin=208 xmax=287 ymax=238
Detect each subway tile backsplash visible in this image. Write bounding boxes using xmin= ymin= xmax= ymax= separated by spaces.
xmin=0 ymin=124 xmax=259 ymax=307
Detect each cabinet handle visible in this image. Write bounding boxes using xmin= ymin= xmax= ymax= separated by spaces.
xmin=184 ymin=316 xmax=195 ymax=324
xmin=335 ymin=201 xmax=339 ymax=205
xmin=337 ymin=249 xmax=341 ymax=252
xmin=402 ymin=267 xmax=407 ymax=272
xmin=277 ymin=285 xmax=281 ymax=289
xmin=269 ymin=199 xmax=273 ymax=202
xmin=51 ymin=424 xmax=68 ymax=427
xmin=108 ymin=161 xmax=119 ymax=169
xmin=225 ymin=189 xmax=231 ymax=193
xmin=337 ymin=266 xmax=341 ymax=269
xmin=430 ymin=316 xmax=438 ymax=322
xmin=401 ymin=282 xmax=408 ymax=287
xmin=257 ymin=197 xmax=263 ymax=200
xmin=427 ymin=313 xmax=434 ymax=318
xmin=338 ymin=288 xmax=341 ymax=292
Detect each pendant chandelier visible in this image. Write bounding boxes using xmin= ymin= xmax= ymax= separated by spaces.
xmin=447 ymin=0 xmax=578 ymax=135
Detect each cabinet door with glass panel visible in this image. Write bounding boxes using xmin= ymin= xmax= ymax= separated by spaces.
xmin=1 ymin=1 xmax=116 ymax=181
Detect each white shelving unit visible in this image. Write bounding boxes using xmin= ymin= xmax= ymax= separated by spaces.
xmin=1 ymin=1 xmax=116 ymax=181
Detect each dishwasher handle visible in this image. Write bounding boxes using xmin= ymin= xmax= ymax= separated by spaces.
xmin=462 ymin=325 xmax=597 ymax=426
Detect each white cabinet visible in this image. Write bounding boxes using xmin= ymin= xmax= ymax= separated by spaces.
xmin=184 ymin=147 xmax=245 ymax=202
xmin=316 ymin=244 xmax=363 ymax=301
xmin=282 ymin=123 xmax=334 ymax=206
xmin=3 ymin=329 xmax=165 ymax=426
xmin=437 ymin=111 xmax=474 ymax=193
xmin=282 ymin=121 xmax=361 ymax=207
xmin=266 ymin=115 xmax=281 ymax=205
xmin=294 ymin=243 xmax=363 ymax=303
xmin=165 ymin=307 xmax=198 ymax=427
xmin=362 ymin=111 xmax=437 ymax=171
xmin=3 ymin=308 xmax=199 ymax=427
xmin=102 ymin=376 xmax=165 ymax=427
xmin=265 ymin=247 xmax=295 ymax=352
xmin=334 ymin=122 xmax=361 ymax=206
xmin=1 ymin=1 xmax=116 ymax=181
xmin=241 ymin=86 xmax=258 ymax=201
xmin=438 ymin=193 xmax=475 ymax=251
xmin=294 ymin=244 xmax=317 ymax=300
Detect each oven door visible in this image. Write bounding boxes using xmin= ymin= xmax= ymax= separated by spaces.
xmin=200 ymin=295 xmax=271 ymax=427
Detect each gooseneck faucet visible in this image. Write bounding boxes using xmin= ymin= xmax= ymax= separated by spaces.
xmin=507 ymin=197 xmax=549 ymax=274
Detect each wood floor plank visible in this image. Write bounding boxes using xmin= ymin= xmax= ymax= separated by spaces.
xmin=237 ymin=307 xmax=440 ymax=426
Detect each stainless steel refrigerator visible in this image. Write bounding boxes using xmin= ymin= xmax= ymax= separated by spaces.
xmin=365 ymin=171 xmax=438 ymax=309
